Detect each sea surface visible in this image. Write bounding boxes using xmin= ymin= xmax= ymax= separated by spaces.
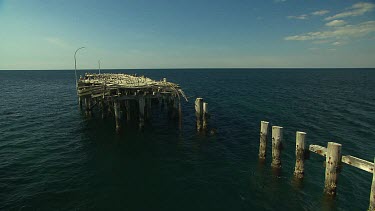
xmin=1 ymin=68 xmax=375 ymax=210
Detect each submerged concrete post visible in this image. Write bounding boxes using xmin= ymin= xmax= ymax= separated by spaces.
xmin=114 ymin=100 xmax=121 ymax=132
xmin=139 ymin=96 xmax=145 ymax=128
xmin=324 ymin=142 xmax=342 ymax=195
xmin=294 ymin=131 xmax=307 ymax=178
xmin=195 ymin=98 xmax=203 ymax=131
xmin=271 ymin=126 xmax=283 ymax=168
xmin=258 ymin=121 xmax=269 ymax=160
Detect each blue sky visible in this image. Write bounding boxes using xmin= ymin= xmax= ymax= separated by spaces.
xmin=0 ymin=0 xmax=374 ymax=69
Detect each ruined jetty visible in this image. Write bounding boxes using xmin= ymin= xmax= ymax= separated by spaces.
xmin=77 ymin=73 xmax=188 ymax=131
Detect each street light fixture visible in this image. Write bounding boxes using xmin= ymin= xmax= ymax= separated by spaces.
xmin=74 ymin=46 xmax=85 ymax=89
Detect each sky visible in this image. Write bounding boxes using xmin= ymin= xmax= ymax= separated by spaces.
xmin=0 ymin=0 xmax=374 ymax=69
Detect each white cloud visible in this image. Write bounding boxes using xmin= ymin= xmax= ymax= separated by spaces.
xmin=325 ymin=20 xmax=347 ymax=27
xmin=311 ymin=10 xmax=330 ymax=16
xmin=332 ymin=41 xmax=342 ymax=46
xmin=284 ymin=21 xmax=375 ymax=41
xmin=325 ymin=2 xmax=375 ymax=21
xmin=287 ymin=14 xmax=308 ymax=20
xmin=45 ymin=37 xmax=70 ymax=49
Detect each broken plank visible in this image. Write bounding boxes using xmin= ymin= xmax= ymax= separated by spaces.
xmin=309 ymin=144 xmax=327 ymax=157
xmin=342 ymin=155 xmax=374 ymax=173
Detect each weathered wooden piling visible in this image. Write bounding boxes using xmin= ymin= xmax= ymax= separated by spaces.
xmin=145 ymin=97 xmax=151 ymax=120
xmin=370 ymin=158 xmax=375 ymax=211
xmin=78 ymin=97 xmax=82 ymax=109
xmin=100 ymin=99 xmax=105 ymax=119
xmin=324 ymin=142 xmax=342 ymax=195
xmin=125 ymin=100 xmax=131 ymax=121
xmin=114 ymin=100 xmax=121 ymax=131
xmin=195 ymin=98 xmax=203 ymax=131
xmin=168 ymin=97 xmax=177 ymax=119
xmin=85 ymin=97 xmax=92 ymax=116
xmin=203 ymin=102 xmax=208 ymax=129
xmin=138 ymin=96 xmax=145 ymax=128
xmin=294 ymin=131 xmax=306 ymax=178
xmin=258 ymin=121 xmax=269 ymax=160
xmin=271 ymin=126 xmax=283 ymax=168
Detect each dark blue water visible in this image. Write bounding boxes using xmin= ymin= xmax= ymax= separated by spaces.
xmin=1 ymin=69 xmax=375 ymax=210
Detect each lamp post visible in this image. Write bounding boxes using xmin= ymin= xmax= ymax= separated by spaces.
xmin=74 ymin=46 xmax=85 ymax=89
xmin=98 ymin=59 xmax=101 ymax=74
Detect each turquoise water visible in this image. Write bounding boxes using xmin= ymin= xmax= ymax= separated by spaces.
xmin=1 ymin=69 xmax=375 ymax=210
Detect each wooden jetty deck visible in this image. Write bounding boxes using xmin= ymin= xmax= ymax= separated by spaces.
xmin=77 ymin=73 xmax=188 ymax=131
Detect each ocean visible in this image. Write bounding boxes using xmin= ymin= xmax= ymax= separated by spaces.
xmin=1 ymin=68 xmax=375 ymax=210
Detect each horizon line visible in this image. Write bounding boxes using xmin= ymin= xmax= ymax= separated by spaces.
xmin=1 ymin=67 xmax=375 ymax=71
